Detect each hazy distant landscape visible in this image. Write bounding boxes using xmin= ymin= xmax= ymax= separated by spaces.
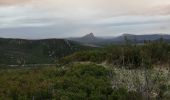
xmin=0 ymin=33 xmax=169 ymax=65
xmin=0 ymin=0 xmax=170 ymax=100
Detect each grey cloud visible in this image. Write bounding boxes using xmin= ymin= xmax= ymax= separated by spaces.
xmin=0 ymin=0 xmax=170 ymax=38
xmin=0 ymin=0 xmax=32 ymax=6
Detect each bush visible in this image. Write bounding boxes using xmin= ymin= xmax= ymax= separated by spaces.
xmin=60 ymin=42 xmax=170 ymax=69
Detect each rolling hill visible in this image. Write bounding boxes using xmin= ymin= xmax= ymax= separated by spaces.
xmin=0 ymin=38 xmax=93 ymax=65
xmin=0 ymin=33 xmax=169 ymax=65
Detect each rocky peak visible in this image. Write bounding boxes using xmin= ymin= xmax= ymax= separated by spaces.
xmin=82 ymin=33 xmax=95 ymax=40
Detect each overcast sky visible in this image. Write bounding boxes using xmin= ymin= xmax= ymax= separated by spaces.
xmin=0 ymin=0 xmax=170 ymax=39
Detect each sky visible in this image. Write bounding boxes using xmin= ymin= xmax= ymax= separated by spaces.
xmin=0 ymin=0 xmax=170 ymax=39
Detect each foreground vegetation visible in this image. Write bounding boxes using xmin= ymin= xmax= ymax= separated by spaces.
xmin=1 ymin=41 xmax=170 ymax=99
xmin=0 ymin=64 xmax=144 ymax=100
xmin=1 ymin=63 xmax=170 ymax=100
xmin=60 ymin=41 xmax=170 ymax=69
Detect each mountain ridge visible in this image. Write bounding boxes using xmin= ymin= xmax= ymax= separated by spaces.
xmin=0 ymin=38 xmax=93 ymax=65
xmin=68 ymin=33 xmax=170 ymax=45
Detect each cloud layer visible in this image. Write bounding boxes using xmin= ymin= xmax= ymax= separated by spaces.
xmin=0 ymin=0 xmax=31 ymax=5
xmin=0 ymin=0 xmax=170 ymax=38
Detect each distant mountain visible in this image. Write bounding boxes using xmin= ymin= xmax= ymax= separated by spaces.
xmin=110 ymin=34 xmax=170 ymax=43
xmin=68 ymin=33 xmax=104 ymax=44
xmin=68 ymin=33 xmax=170 ymax=45
xmin=0 ymin=38 xmax=93 ymax=65
xmin=82 ymin=33 xmax=96 ymax=41
xmin=117 ymin=34 xmax=167 ymax=40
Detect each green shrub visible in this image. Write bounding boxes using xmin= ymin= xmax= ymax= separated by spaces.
xmin=60 ymin=42 xmax=170 ymax=69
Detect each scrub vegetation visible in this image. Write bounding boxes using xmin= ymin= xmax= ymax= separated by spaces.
xmin=1 ymin=40 xmax=170 ymax=100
